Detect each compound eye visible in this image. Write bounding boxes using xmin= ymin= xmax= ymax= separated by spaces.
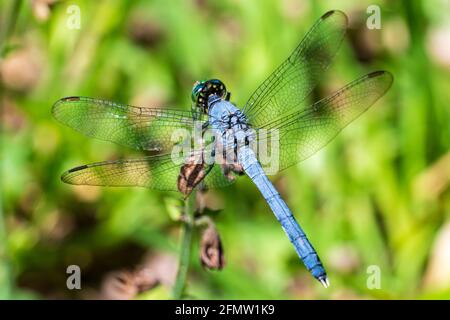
xmin=191 ymin=81 xmax=205 ymax=103
xmin=208 ymin=80 xmax=226 ymax=99
xmin=191 ymin=79 xmax=227 ymax=113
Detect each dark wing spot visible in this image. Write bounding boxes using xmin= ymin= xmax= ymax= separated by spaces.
xmin=67 ymin=165 xmax=88 ymax=173
xmin=368 ymin=70 xmax=386 ymax=78
xmin=322 ymin=10 xmax=335 ymax=19
xmin=61 ymin=96 xmax=81 ymax=102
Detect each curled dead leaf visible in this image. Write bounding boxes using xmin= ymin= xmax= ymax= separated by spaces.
xmin=200 ymin=224 xmax=225 ymax=270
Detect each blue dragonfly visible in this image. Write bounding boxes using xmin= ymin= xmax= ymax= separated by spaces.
xmin=52 ymin=10 xmax=393 ymax=287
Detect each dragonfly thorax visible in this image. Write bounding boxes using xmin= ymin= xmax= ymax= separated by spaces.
xmin=191 ymin=79 xmax=227 ymax=113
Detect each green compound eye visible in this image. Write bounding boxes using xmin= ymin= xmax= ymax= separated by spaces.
xmin=191 ymin=79 xmax=227 ymax=113
xmin=191 ymin=80 xmax=206 ymax=103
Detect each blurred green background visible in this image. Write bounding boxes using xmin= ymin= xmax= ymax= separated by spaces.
xmin=1 ymin=0 xmax=449 ymax=299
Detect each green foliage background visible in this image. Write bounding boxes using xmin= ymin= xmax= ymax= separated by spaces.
xmin=1 ymin=0 xmax=449 ymax=299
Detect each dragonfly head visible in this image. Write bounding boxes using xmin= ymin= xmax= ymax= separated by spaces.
xmin=191 ymin=79 xmax=227 ymax=113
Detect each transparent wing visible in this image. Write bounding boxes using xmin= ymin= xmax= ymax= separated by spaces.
xmin=203 ymin=163 xmax=236 ymax=189
xmin=243 ymin=10 xmax=348 ymax=127
xmin=61 ymin=151 xmax=234 ymax=192
xmin=52 ymin=96 xmax=205 ymax=152
xmin=256 ymin=71 xmax=393 ymax=172
xmin=61 ymin=153 xmax=182 ymax=191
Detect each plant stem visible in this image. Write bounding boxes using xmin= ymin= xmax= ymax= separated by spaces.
xmin=172 ymin=192 xmax=196 ymax=299
xmin=0 ymin=184 xmax=11 ymax=299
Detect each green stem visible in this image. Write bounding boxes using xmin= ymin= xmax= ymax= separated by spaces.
xmin=172 ymin=192 xmax=196 ymax=299
xmin=0 ymin=183 xmax=11 ymax=299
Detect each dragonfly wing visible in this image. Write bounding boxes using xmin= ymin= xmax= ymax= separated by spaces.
xmin=202 ymin=163 xmax=236 ymax=189
xmin=243 ymin=10 xmax=348 ymax=127
xmin=61 ymin=153 xmax=183 ymax=191
xmin=62 ymin=151 xmax=234 ymax=193
xmin=52 ymin=97 xmax=203 ymax=152
xmin=257 ymin=71 xmax=393 ymax=171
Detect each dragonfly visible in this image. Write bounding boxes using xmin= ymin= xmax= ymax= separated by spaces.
xmin=52 ymin=10 xmax=393 ymax=287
